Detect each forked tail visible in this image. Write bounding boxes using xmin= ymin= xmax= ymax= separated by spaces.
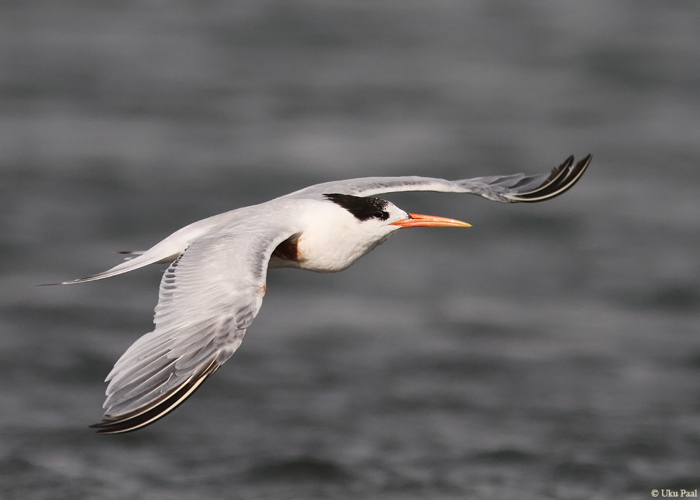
xmin=41 ymin=218 xmax=216 ymax=285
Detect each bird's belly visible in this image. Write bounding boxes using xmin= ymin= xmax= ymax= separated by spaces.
xmin=268 ymin=234 xmax=369 ymax=273
xmin=294 ymin=234 xmax=384 ymax=273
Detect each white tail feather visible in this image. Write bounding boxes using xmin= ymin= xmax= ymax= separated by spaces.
xmin=51 ymin=216 xmax=223 ymax=285
xmin=58 ymin=249 xmax=183 ymax=284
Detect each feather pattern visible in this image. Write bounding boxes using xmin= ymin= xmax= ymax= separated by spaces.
xmin=90 ymin=225 xmax=297 ymax=434
xmin=283 ymin=154 xmax=591 ymax=203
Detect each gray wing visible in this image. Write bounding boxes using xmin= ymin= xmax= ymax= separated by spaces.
xmin=284 ymin=154 xmax=591 ymax=202
xmin=90 ymin=226 xmax=295 ymax=434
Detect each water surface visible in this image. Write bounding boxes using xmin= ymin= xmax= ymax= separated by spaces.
xmin=1 ymin=2 xmax=699 ymax=499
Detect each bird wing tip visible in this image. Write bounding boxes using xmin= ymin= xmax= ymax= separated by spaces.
xmin=508 ymin=153 xmax=591 ymax=203
xmin=91 ymin=360 xmax=221 ymax=435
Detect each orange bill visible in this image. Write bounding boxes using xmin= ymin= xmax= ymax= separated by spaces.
xmin=390 ymin=213 xmax=471 ymax=228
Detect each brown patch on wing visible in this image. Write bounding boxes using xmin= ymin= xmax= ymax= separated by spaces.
xmin=272 ymin=234 xmax=301 ymax=262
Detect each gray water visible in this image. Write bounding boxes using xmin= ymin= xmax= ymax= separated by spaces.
xmin=2 ymin=2 xmax=700 ymax=499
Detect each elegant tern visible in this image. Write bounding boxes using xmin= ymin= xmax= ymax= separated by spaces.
xmin=52 ymin=154 xmax=590 ymax=434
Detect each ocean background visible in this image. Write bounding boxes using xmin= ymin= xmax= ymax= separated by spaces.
xmin=1 ymin=1 xmax=699 ymax=499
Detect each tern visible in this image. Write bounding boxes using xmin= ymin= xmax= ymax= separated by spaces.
xmin=53 ymin=154 xmax=590 ymax=434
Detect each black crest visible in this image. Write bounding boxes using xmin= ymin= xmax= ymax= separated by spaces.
xmin=324 ymin=193 xmax=390 ymax=221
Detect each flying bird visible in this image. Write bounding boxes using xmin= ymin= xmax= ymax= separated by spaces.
xmin=53 ymin=154 xmax=590 ymax=434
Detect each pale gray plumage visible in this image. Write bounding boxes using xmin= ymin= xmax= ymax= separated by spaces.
xmin=53 ymin=154 xmax=590 ymax=434
xmin=284 ymin=154 xmax=589 ymax=202
xmin=93 ymin=220 xmax=302 ymax=433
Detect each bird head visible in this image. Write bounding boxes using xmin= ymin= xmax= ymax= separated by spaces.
xmin=289 ymin=193 xmax=473 ymax=273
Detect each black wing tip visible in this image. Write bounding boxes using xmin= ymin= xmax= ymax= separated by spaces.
xmin=90 ymin=418 xmax=153 ymax=435
xmin=559 ymin=154 xmax=575 ymax=170
xmin=511 ymin=153 xmax=591 ymax=203
xmin=89 ymin=419 xmax=137 ymax=435
xmin=90 ymin=360 xmax=221 ymax=435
